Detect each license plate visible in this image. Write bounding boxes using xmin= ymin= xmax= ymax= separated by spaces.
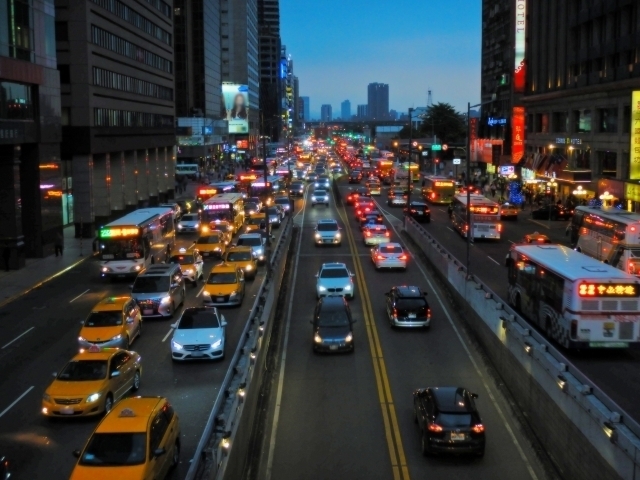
xmin=416 ymin=211 xmax=423 ymax=215
xmin=329 ymin=345 xmax=338 ymax=350
xmin=450 ymin=432 xmax=465 ymax=441
xmin=216 ymin=297 xmax=225 ymax=302
xmin=478 ymin=226 xmax=489 ymax=231
xmin=143 ymin=309 xmax=153 ymax=315
xmin=191 ymin=352 xmax=203 ymax=357
xmin=60 ymin=407 xmax=74 ymax=415
xmin=408 ymin=313 xmax=417 ymax=318
xmin=203 ymin=252 xmax=209 ymax=256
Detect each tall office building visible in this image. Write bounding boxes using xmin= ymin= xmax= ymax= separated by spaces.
xmin=0 ymin=0 xmax=61 ymax=265
xmin=293 ymin=76 xmax=300 ymax=130
xmin=321 ymin=104 xmax=332 ymax=122
xmin=341 ymin=100 xmax=351 ymax=120
xmin=357 ymin=104 xmax=369 ymax=119
xmin=55 ymin=0 xmax=175 ymax=237
xmin=221 ymin=0 xmax=260 ymax=132
xmin=367 ymin=83 xmax=389 ymax=120
xmin=301 ymin=96 xmax=310 ymax=122
xmin=258 ymin=0 xmax=281 ymax=138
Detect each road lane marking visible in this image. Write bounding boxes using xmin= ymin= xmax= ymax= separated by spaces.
xmin=298 ymin=253 xmax=370 ymax=257
xmin=265 ymin=179 xmax=308 ymax=480
xmin=446 ymin=227 xmax=454 ymax=232
xmin=1 ymin=327 xmax=35 ymax=349
xmin=487 ymin=256 xmax=500 ymax=266
xmin=196 ymin=285 xmax=205 ymax=297
xmin=508 ymin=240 xmax=515 ymax=244
xmin=529 ymin=219 xmax=551 ymax=229
xmin=381 ymin=213 xmax=539 ymax=480
xmin=69 ymin=289 xmax=90 ymax=303
xmin=337 ymin=194 xmax=410 ymax=480
xmin=0 ymin=386 xmax=34 ymax=418
xmin=162 ymin=328 xmax=173 ymax=343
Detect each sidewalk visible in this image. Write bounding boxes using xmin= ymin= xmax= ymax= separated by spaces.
xmin=0 ymin=225 xmax=95 ymax=308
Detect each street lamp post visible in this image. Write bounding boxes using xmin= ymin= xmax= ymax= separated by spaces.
xmin=406 ymin=107 xmax=414 ymax=227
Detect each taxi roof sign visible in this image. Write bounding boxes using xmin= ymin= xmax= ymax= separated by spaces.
xmin=118 ymin=407 xmax=137 ymax=417
xmin=179 ymin=247 xmax=187 ymax=253
xmin=88 ymin=345 xmax=101 ymax=353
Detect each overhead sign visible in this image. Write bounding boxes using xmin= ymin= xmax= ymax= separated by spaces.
xmin=453 ymin=158 xmax=461 ymax=165
xmin=630 ymin=91 xmax=640 ymax=180
xmin=432 ymin=144 xmax=442 ymax=151
xmin=99 ymin=227 xmax=139 ymax=238
xmin=514 ymin=0 xmax=527 ymax=93
xmin=442 ymin=144 xmax=448 ymax=151
xmin=222 ymin=84 xmax=249 ymax=134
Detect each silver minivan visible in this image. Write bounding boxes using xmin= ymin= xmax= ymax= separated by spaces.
xmin=131 ymin=264 xmax=186 ymax=318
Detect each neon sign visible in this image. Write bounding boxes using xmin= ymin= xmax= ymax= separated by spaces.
xmin=434 ymin=181 xmax=454 ymax=187
xmin=198 ymin=188 xmax=217 ymax=195
xmin=514 ymin=0 xmax=527 ymax=93
xmin=99 ymin=227 xmax=140 ymax=238
xmin=204 ymin=204 xmax=231 ymax=210
xmin=579 ymin=283 xmax=639 ymax=297
xmin=470 ymin=206 xmax=499 ymax=214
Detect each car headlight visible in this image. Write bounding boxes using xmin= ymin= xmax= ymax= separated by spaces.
xmin=318 ymin=286 xmax=327 ymax=292
xmin=172 ymin=340 xmax=183 ymax=350
xmin=229 ymin=290 xmax=238 ymax=297
xmin=178 ymin=224 xmax=183 ymax=229
xmin=214 ymin=247 xmax=221 ymax=252
xmin=245 ymin=264 xmax=253 ymax=271
xmin=315 ymin=233 xmax=321 ymax=239
xmin=78 ymin=336 xmax=86 ymax=342
xmin=184 ymin=268 xmax=193 ymax=274
xmin=212 ymin=339 xmax=222 ymax=349
xmin=195 ymin=223 xmax=200 ymax=228
xmin=335 ymin=233 xmax=341 ymax=239
xmin=344 ymin=285 xmax=352 ymax=291
xmin=314 ymin=334 xmax=322 ymax=344
xmin=202 ymin=291 xmax=211 ymax=297
xmin=111 ymin=334 xmax=123 ymax=341
xmin=160 ymin=296 xmax=171 ymax=304
xmin=43 ymin=393 xmax=51 ymax=402
xmin=132 ymin=264 xmax=142 ymax=271
xmin=345 ymin=333 xmax=353 ymax=342
xmin=101 ymin=266 xmax=111 ymax=273
xmin=86 ymin=393 xmax=101 ymax=403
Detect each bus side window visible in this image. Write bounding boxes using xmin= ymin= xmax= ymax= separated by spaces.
xmin=143 ymin=237 xmax=151 ymax=259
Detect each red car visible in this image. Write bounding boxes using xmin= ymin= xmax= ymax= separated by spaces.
xmin=355 ymin=201 xmax=376 ymax=218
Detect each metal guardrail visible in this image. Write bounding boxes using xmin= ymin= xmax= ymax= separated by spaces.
xmin=185 ymin=218 xmax=293 ymax=480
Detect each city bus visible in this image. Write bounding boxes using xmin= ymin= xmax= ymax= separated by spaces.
xmin=202 ymin=193 xmax=245 ymax=233
xmin=175 ymin=164 xmax=199 ymax=178
xmin=568 ymin=206 xmax=640 ymax=275
xmin=248 ymin=176 xmax=284 ymax=205
xmin=507 ymin=244 xmax=640 ymax=348
xmin=98 ymin=207 xmax=175 ymax=278
xmin=422 ymin=176 xmax=456 ymax=204
xmin=196 ymin=186 xmax=219 ymax=203
xmin=392 ymin=162 xmax=419 ymax=185
xmin=209 ymin=181 xmax=243 ymax=195
xmin=451 ymin=193 xmax=501 ymax=240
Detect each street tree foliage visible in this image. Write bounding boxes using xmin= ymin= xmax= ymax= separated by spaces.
xmin=420 ymin=103 xmax=466 ymax=143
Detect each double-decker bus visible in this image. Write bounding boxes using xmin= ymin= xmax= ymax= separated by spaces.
xmin=568 ymin=206 xmax=640 ymax=275
xmin=451 ymin=193 xmax=501 ymax=240
xmin=507 ymin=244 xmax=640 ymax=348
xmin=202 ymin=193 xmax=245 ymax=233
xmin=98 ymin=207 xmax=175 ymax=278
xmin=422 ymin=176 xmax=456 ymax=204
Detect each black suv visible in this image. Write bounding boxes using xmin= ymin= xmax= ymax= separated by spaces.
xmin=311 ymin=296 xmax=356 ymax=353
xmin=348 ymin=171 xmax=363 ymax=184
xmin=413 ymin=387 xmax=485 ymax=457
xmin=385 ymin=286 xmax=430 ymax=328
xmin=404 ymin=201 xmax=431 ymax=223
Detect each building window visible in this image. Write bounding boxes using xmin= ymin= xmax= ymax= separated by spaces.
xmin=623 ymin=105 xmax=631 ymax=134
xmin=6 ymin=0 xmax=33 ymax=61
xmin=574 ymin=109 xmax=591 ymax=133
xmin=535 ymin=113 xmax=549 ymax=133
xmin=0 ymin=81 xmax=34 ymax=120
xmin=58 ymin=65 xmax=70 ymax=84
xmin=55 ymin=21 xmax=68 ymax=41
xmin=61 ymin=107 xmax=70 ymax=126
xmin=598 ymin=151 xmax=617 ymax=177
xmin=598 ymin=107 xmax=618 ymax=133
xmin=552 ymin=112 xmax=568 ymax=133
xmin=93 ymin=67 xmax=173 ymax=100
xmin=94 ymin=108 xmax=173 ymax=127
xmin=90 ymin=0 xmax=172 ymax=45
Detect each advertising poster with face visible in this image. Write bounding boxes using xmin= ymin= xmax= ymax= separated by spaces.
xmin=222 ymin=84 xmax=249 ymax=134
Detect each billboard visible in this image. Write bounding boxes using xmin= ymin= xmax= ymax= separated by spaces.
xmin=512 ymin=107 xmax=525 ymax=163
xmin=222 ymin=84 xmax=249 ymax=134
xmin=631 ymin=91 xmax=640 ymax=179
xmin=514 ymin=0 xmax=527 ymax=93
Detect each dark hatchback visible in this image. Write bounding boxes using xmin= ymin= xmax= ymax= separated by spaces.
xmin=311 ymin=296 xmax=356 ymax=353
xmin=531 ymin=204 xmax=573 ymax=220
xmin=385 ymin=285 xmax=430 ymax=328
xmin=413 ymin=386 xmax=485 ymax=457
xmin=404 ymin=201 xmax=431 ymax=223
xmin=290 ymin=181 xmax=305 ymax=197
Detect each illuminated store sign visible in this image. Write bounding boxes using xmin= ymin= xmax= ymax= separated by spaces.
xmin=630 ymin=91 xmax=640 ymax=180
xmin=514 ymin=0 xmax=527 ymax=93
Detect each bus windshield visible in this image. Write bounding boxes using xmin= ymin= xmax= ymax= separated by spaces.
xmin=100 ymin=238 xmax=144 ymax=260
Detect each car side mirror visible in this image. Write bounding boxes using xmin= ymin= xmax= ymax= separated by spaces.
xmin=221 ymin=320 xmax=227 ymax=327
xmin=170 ymin=323 xmax=177 ymax=329
xmin=72 ymin=449 xmax=81 ymax=458
xmin=110 ymin=370 xmax=120 ymax=378
xmin=153 ymin=448 xmax=166 ymax=458
xmin=126 ymin=318 xmax=134 ymax=324
xmin=171 ymin=283 xmax=179 ymax=289
xmin=470 ymin=392 xmax=479 ymax=399
xmin=315 ymin=273 xmax=319 ymax=278
xmin=128 ymin=284 xmax=134 ymax=290
xmin=52 ymin=372 xmax=58 ymax=377
xmin=350 ymin=273 xmax=355 ymax=277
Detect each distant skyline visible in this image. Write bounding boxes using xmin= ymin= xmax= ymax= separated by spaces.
xmin=280 ymin=0 xmax=481 ymax=119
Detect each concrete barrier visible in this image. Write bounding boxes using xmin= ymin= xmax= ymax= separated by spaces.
xmin=405 ymin=218 xmax=640 ymax=480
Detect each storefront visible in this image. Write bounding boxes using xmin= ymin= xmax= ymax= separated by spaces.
xmin=597 ymin=178 xmax=625 ymax=208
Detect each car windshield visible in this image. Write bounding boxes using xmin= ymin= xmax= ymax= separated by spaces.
xmin=320 ymin=268 xmax=349 ymax=279
xmin=227 ymin=251 xmax=252 ymax=261
xmin=396 ymin=298 xmax=426 ymax=309
xmin=79 ymin=433 xmax=146 ymax=466
xmin=207 ymin=272 xmax=237 ymax=284
xmin=317 ymin=309 xmax=350 ymax=327
xmin=436 ymin=413 xmax=472 ymax=428
xmin=58 ymin=360 xmax=108 ymax=381
xmin=244 ymin=203 xmax=258 ymax=210
xmin=267 ymin=207 xmax=279 ymax=214
xmin=275 ymin=198 xmax=289 ymax=205
xmin=238 ymin=237 xmax=261 ymax=246
xmin=85 ymin=311 xmax=122 ymax=327
xmin=182 ymin=214 xmax=198 ymax=222
xmin=247 ymin=217 xmax=264 ymax=226
xmin=317 ymin=223 xmax=338 ymax=231
xmin=178 ymin=311 xmax=220 ymax=329
xmin=197 ymin=235 xmax=221 ymax=244
xmin=132 ymin=276 xmax=169 ymax=293
xmin=314 ymin=190 xmax=327 ymax=196
xmin=169 ymin=254 xmax=195 ymax=265
xmin=379 ymin=245 xmax=403 ymax=254
xmin=319 ymin=176 xmax=329 ymax=181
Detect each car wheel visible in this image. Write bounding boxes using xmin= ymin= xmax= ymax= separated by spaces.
xmin=104 ymin=394 xmax=114 ymax=415
xmin=131 ymin=370 xmax=141 ymax=391
xmin=421 ymin=432 xmax=431 ymax=456
xmin=170 ymin=440 xmax=180 ymax=469
xmin=349 ymin=293 xmax=355 ymax=300
xmin=125 ymin=335 xmax=131 ymax=349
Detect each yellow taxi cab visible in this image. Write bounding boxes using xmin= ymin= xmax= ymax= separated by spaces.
xmin=203 ymin=219 xmax=234 ymax=243
xmin=222 ymin=245 xmax=257 ymax=280
xmin=194 ymin=232 xmax=226 ymax=258
xmin=42 ymin=346 xmax=142 ymax=418
xmin=70 ymin=396 xmax=180 ymax=480
xmin=244 ymin=213 xmax=265 ymax=234
xmin=202 ymin=263 xmax=246 ymax=306
xmin=78 ymin=296 xmax=142 ymax=350
xmin=366 ymin=180 xmax=382 ymax=196
xmin=500 ymin=202 xmax=520 ymax=220
xmin=168 ymin=247 xmax=203 ymax=286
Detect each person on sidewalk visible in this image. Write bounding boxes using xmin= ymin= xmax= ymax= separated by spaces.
xmin=54 ymin=231 xmax=63 ymax=257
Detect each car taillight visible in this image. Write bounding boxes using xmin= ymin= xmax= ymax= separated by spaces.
xmin=497 ymin=224 xmax=502 ymax=232
xmin=471 ymin=424 xmax=485 ymax=434
xmin=427 ymin=308 xmax=431 ymax=318
xmin=410 ymin=209 xmax=416 ymax=213
xmin=428 ymin=423 xmax=443 ymax=432
xmin=385 ymin=231 xmax=390 ymax=237
xmin=399 ymin=255 xmax=407 ymax=260
xmin=431 ymin=193 xmax=435 ymax=199
xmin=366 ymin=231 xmax=371 ymax=237
xmin=377 ymin=255 xmax=385 ymax=260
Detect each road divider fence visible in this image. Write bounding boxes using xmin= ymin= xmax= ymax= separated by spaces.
xmin=405 ymin=217 xmax=640 ymax=480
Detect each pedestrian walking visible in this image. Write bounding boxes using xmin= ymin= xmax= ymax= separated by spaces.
xmin=54 ymin=231 xmax=63 ymax=257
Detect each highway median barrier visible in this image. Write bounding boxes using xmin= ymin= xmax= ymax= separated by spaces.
xmin=404 ymin=217 xmax=639 ymax=480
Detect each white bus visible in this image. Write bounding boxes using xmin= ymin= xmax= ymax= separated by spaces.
xmin=507 ymin=244 xmax=640 ymax=348
xmin=175 ymin=163 xmax=199 ymax=178
xmin=202 ymin=193 xmax=245 ymax=233
xmin=451 ymin=193 xmax=501 ymax=240
xmin=568 ymin=206 xmax=640 ymax=275
xmin=98 ymin=207 xmax=175 ymax=278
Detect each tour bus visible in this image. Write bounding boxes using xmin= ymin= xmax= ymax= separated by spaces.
xmin=98 ymin=207 xmax=175 ymax=278
xmin=422 ymin=175 xmax=456 ymax=204
xmin=248 ymin=176 xmax=284 ymax=205
xmin=507 ymin=244 xmax=640 ymax=348
xmin=451 ymin=193 xmax=501 ymax=240
xmin=175 ymin=163 xmax=199 ymax=178
xmin=201 ymin=193 xmax=245 ymax=233
xmin=568 ymin=206 xmax=640 ymax=275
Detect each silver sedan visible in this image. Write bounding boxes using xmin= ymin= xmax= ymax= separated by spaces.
xmin=371 ymin=243 xmax=407 ymax=270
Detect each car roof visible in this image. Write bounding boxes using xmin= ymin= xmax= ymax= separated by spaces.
xmin=317 ymin=219 xmax=338 ymax=224
xmin=227 ymin=245 xmax=253 ymax=253
xmin=211 ymin=263 xmax=238 ymax=273
xmin=73 ymin=346 xmax=122 ymax=361
xmin=394 ymin=285 xmax=422 ymax=297
xmin=239 ymin=233 xmax=261 ymax=239
xmin=429 ymin=387 xmax=476 ymax=413
xmin=95 ymin=397 xmax=166 ymax=434
xmin=320 ymin=262 xmax=348 ymax=269
xmin=318 ymin=295 xmax=348 ymax=310
xmin=93 ymin=296 xmax=129 ymax=311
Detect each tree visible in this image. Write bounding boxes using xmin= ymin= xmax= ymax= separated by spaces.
xmin=419 ymin=102 xmax=466 ymax=144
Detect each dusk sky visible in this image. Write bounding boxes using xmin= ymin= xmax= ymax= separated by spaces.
xmin=280 ymin=0 xmax=482 ymax=119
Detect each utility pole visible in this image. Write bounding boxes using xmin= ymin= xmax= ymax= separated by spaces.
xmin=406 ymin=107 xmax=414 ymax=228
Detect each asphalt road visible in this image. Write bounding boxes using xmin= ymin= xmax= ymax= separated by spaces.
xmin=0 ymin=197 xmax=285 ymax=480
xmin=379 ymin=186 xmax=640 ymax=424
xmin=257 ymin=175 xmax=549 ymax=480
